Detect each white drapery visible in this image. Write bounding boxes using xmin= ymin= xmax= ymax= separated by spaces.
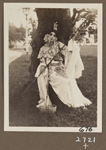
xmin=66 ymin=39 xmax=84 ymax=79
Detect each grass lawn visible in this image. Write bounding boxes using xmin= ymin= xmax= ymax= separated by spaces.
xmin=9 ymin=49 xmax=97 ymax=127
xmin=80 ymin=45 xmax=97 ymax=57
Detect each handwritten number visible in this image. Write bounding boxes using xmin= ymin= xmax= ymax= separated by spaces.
xmin=83 ymin=137 xmax=86 ymax=143
xmin=76 ymin=137 xmax=81 ymax=142
xmin=93 ymin=137 xmax=96 ymax=143
xmin=86 ymin=127 xmax=88 ymax=132
xmin=88 ymin=138 xmax=92 ymax=142
xmin=79 ymin=127 xmax=92 ymax=132
xmin=79 ymin=127 xmax=84 ymax=132
xmin=88 ymin=127 xmax=92 ymax=132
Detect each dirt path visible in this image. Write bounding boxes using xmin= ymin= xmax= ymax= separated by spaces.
xmin=9 ymin=50 xmax=25 ymax=64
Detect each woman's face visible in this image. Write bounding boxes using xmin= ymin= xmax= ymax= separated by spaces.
xmin=49 ymin=32 xmax=56 ymax=42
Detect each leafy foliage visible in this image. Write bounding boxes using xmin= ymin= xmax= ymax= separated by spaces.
xmin=9 ymin=23 xmax=26 ymax=47
xmin=72 ymin=8 xmax=98 ymax=42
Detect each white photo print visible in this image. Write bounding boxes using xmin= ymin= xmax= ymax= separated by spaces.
xmin=4 ymin=3 xmax=102 ymax=132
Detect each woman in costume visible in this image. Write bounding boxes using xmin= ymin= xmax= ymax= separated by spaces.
xmin=35 ymin=32 xmax=92 ymax=110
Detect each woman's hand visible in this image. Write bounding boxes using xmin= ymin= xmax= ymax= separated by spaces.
xmin=40 ymin=57 xmax=45 ymax=63
xmin=40 ymin=65 xmax=46 ymax=74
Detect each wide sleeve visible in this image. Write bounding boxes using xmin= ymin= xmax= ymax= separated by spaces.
xmin=37 ymin=46 xmax=46 ymax=63
xmin=35 ymin=46 xmax=47 ymax=77
xmin=37 ymin=47 xmax=44 ymax=59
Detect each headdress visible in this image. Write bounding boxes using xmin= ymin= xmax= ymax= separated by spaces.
xmin=43 ymin=34 xmax=51 ymax=42
xmin=43 ymin=22 xmax=58 ymax=43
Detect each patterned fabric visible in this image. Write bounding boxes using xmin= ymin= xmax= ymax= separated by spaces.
xmin=54 ymin=65 xmax=68 ymax=79
xmin=37 ymin=41 xmax=67 ymax=78
xmin=48 ymin=63 xmax=68 ymax=79
xmin=37 ymin=41 xmax=66 ymax=60
xmin=37 ymin=46 xmax=50 ymax=59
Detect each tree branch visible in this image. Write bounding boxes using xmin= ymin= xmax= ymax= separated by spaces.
xmin=72 ymin=13 xmax=80 ymax=26
xmin=71 ymin=9 xmax=77 ymax=21
xmin=72 ymin=9 xmax=92 ymax=26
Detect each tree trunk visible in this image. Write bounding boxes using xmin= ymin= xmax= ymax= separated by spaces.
xmin=28 ymin=8 xmax=73 ymax=108
xmin=29 ymin=8 xmax=73 ymax=80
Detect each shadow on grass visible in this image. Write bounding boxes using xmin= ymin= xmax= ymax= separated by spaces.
xmin=9 ymin=54 xmax=97 ymax=127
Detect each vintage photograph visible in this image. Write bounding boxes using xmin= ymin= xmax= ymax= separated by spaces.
xmin=4 ymin=3 xmax=102 ymax=132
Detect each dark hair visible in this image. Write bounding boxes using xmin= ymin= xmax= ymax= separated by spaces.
xmin=49 ymin=32 xmax=56 ymax=37
xmin=50 ymin=30 xmax=57 ymax=36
